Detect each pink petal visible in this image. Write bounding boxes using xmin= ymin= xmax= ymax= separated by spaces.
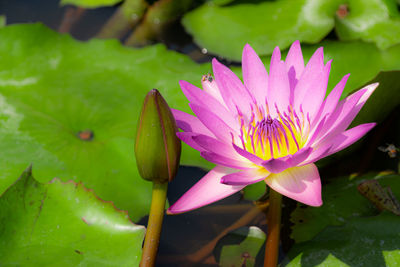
xmin=242 ymin=44 xmax=268 ymax=105
xmin=190 ymin=104 xmax=237 ymax=143
xmin=201 ymin=75 xmax=225 ymax=104
xmin=301 ymin=60 xmax=331 ymax=119
xmin=212 ymin=58 xmax=253 ymax=115
xmin=285 ymin=41 xmax=304 ymax=100
xmin=167 ymin=166 xmax=244 ymax=214
xmin=171 ymin=108 xmax=214 ymax=137
xmin=265 ymin=163 xmax=322 ymax=206
xmin=192 ymin=134 xmax=238 ymax=158
xmin=201 ymin=151 xmax=252 ymax=169
xmin=285 ymin=40 xmax=304 ymax=80
xmin=314 ymin=83 xmax=378 ymax=145
xmin=176 ymin=132 xmax=204 ymax=152
xmin=262 ymin=147 xmax=313 ymax=173
xmin=232 ymin=143 xmax=264 ymax=166
xmin=179 ymin=80 xmax=237 ymax=129
xmin=300 ymin=143 xmax=332 ymax=165
xmin=267 ymin=46 xmax=291 ymax=117
xmin=293 ymin=47 xmax=324 ymax=113
xmin=221 ymin=168 xmax=270 ymax=185
xmin=325 ymin=123 xmax=376 ymax=156
xmin=312 ymin=74 xmax=350 ymax=127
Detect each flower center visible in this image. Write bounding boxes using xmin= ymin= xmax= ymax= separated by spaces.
xmin=238 ymin=105 xmax=307 ymax=160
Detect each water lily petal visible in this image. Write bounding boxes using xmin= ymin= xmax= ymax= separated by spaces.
xmin=171 ymin=108 xmax=214 ymax=137
xmin=312 ymin=74 xmax=350 ymax=127
xmin=212 ymin=58 xmax=253 ymax=115
xmin=190 ymin=104 xmax=236 ymax=143
xmin=232 ymin=143 xmax=264 ymax=166
xmin=314 ymin=83 xmax=378 ymax=144
xmin=242 ymin=44 xmax=268 ymax=105
xmin=167 ymin=166 xmax=244 ymax=214
xmin=262 ymin=147 xmax=312 ymax=173
xmin=201 ymin=151 xmax=253 ymax=169
xmin=221 ymin=168 xmax=270 ymax=185
xmin=285 ymin=40 xmax=304 ymax=101
xmin=301 ymin=60 xmax=331 ymax=119
xmin=285 ymin=40 xmax=304 ymax=80
xmin=179 ymin=80 xmax=237 ymax=128
xmin=176 ymin=132 xmax=204 ymax=152
xmin=293 ymin=47 xmax=324 ymax=112
xmin=192 ymin=134 xmax=237 ymax=158
xmin=268 ymin=46 xmax=291 ymax=116
xmin=325 ymin=123 xmax=376 ymax=156
xmin=265 ymin=163 xmax=322 ymax=206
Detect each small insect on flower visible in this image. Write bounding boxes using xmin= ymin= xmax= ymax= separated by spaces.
xmin=168 ymin=41 xmax=378 ymax=214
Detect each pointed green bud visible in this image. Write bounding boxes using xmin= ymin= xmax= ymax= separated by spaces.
xmin=135 ymin=89 xmax=181 ymax=183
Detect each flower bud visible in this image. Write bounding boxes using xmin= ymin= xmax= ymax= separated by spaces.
xmin=135 ymin=89 xmax=181 ymax=183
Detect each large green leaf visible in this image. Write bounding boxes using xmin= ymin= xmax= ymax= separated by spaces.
xmin=182 ymin=0 xmax=341 ymax=61
xmin=60 ymin=0 xmax=123 ymax=8
xmin=0 ymin=23 xmax=213 ymax=221
xmin=0 ymin=166 xmax=145 ymax=266
xmin=284 ymin=212 xmax=400 ymax=267
xmin=290 ymin=173 xmax=400 ymax=243
xmin=183 ymin=0 xmax=400 ymax=60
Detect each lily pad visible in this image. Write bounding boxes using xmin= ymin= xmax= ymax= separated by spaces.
xmin=183 ymin=0 xmax=400 ymax=60
xmin=182 ymin=0 xmax=340 ymax=61
xmin=214 ymin=226 xmax=266 ymax=267
xmin=0 ymin=23 xmax=213 ymax=221
xmin=0 ymin=166 xmax=145 ymax=266
xmin=290 ymin=173 xmax=400 ymax=243
xmin=284 ymin=212 xmax=400 ymax=267
xmin=335 ymin=0 xmax=400 ymax=50
xmin=60 ymin=0 xmax=123 ymax=8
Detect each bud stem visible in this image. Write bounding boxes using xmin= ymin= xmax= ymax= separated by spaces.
xmin=264 ymin=189 xmax=282 ymax=267
xmin=140 ymin=182 xmax=168 ymax=267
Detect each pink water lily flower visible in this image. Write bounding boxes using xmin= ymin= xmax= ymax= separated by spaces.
xmin=168 ymin=41 xmax=377 ymax=214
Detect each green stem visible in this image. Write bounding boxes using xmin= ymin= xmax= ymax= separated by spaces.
xmin=140 ymin=182 xmax=168 ymax=267
xmin=96 ymin=0 xmax=147 ymax=39
xmin=264 ymin=189 xmax=282 ymax=267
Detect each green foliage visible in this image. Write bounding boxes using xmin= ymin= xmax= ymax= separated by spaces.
xmin=0 ymin=166 xmax=145 ymax=266
xmin=214 ymin=226 xmax=266 ymax=267
xmin=284 ymin=213 xmax=400 ymax=267
xmin=60 ymin=0 xmax=123 ymax=8
xmin=183 ymin=0 xmax=400 ymax=60
xmin=183 ymin=0 xmax=339 ymax=61
xmin=0 ymin=23 xmax=214 ymax=221
xmin=290 ymin=173 xmax=400 ymax=243
xmin=335 ymin=0 xmax=400 ymax=50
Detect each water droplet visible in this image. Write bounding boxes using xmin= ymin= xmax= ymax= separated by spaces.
xmin=201 ymin=48 xmax=208 ymax=54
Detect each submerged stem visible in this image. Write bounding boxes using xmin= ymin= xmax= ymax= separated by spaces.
xmin=140 ymin=182 xmax=168 ymax=267
xmin=264 ymin=189 xmax=282 ymax=267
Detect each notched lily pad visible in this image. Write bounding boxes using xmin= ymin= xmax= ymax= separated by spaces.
xmin=0 ymin=166 xmax=145 ymax=266
xmin=290 ymin=173 xmax=400 ymax=243
xmin=214 ymin=226 xmax=266 ymax=267
xmin=284 ymin=212 xmax=400 ymax=267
